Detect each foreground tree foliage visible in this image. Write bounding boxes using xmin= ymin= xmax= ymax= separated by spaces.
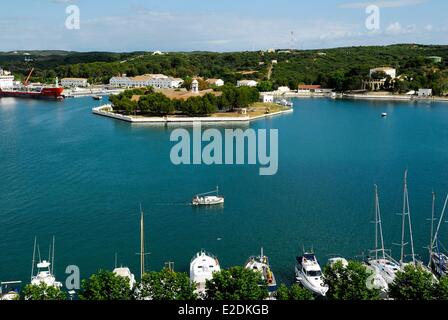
xmin=323 ymin=261 xmax=381 ymax=300
xmin=205 ymin=267 xmax=269 ymax=300
xmin=79 ymin=270 xmax=133 ymax=300
xmin=275 ymin=284 xmax=314 ymax=300
xmin=21 ymin=283 xmax=67 ymax=300
xmin=433 ymin=275 xmax=448 ymax=300
xmin=135 ymin=268 xmax=197 ymax=300
xmin=389 ymin=265 xmax=435 ymax=300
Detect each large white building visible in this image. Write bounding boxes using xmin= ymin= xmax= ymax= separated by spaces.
xmin=237 ymin=80 xmax=258 ymax=87
xmin=205 ymin=78 xmax=224 ymax=87
xmin=0 ymin=68 xmax=14 ymax=89
xmin=260 ymin=94 xmax=274 ymax=103
xmin=61 ymin=78 xmax=89 ymax=88
xmin=363 ymin=67 xmax=398 ymax=91
xmin=109 ymin=74 xmax=183 ymax=89
xmin=369 ymin=67 xmax=397 ymax=80
xmin=418 ymin=89 xmax=432 ymax=97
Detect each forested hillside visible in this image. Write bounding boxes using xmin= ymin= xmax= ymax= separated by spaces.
xmin=1 ymin=44 xmax=447 ymax=94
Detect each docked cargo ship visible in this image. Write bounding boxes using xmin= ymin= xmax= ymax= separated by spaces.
xmin=0 ymin=68 xmax=64 ymax=100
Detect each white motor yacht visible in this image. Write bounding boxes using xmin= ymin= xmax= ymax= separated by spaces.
xmin=113 ymin=267 xmax=136 ymax=289
xmin=295 ymin=253 xmax=329 ymax=296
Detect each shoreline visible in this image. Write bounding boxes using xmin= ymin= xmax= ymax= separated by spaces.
xmin=92 ymin=104 xmax=294 ymax=124
xmin=342 ymin=93 xmax=448 ymax=102
xmin=263 ymin=90 xmax=448 ymax=102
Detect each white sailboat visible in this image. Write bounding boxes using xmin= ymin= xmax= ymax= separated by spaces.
xmin=244 ymin=247 xmax=277 ymax=293
xmin=190 ymin=250 xmax=221 ymax=295
xmin=398 ymin=170 xmax=416 ymax=266
xmin=30 ymin=236 xmax=62 ymax=289
xmin=192 ymin=187 xmax=224 ymax=206
xmin=295 ymin=251 xmax=329 ymax=296
xmin=397 ymin=171 xmax=437 ymax=280
xmin=367 ymin=185 xmax=400 ymax=287
xmin=429 ymin=193 xmax=448 ymax=277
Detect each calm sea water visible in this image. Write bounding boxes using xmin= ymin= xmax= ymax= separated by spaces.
xmin=1 ymin=96 xmax=448 ymax=285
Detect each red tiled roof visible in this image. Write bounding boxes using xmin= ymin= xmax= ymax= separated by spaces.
xmin=298 ymin=84 xmax=321 ymax=89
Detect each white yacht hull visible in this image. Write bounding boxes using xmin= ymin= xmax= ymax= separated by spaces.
xmin=295 ymin=266 xmax=328 ymax=296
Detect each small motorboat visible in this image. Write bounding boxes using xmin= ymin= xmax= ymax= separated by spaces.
xmin=295 ymin=252 xmax=329 ymax=296
xmin=92 ymin=95 xmax=103 ymax=101
xmin=381 ymin=112 xmax=388 ymax=117
xmin=192 ymin=187 xmax=224 ymax=206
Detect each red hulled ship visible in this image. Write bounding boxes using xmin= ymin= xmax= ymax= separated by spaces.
xmin=0 ymin=68 xmax=64 ymax=100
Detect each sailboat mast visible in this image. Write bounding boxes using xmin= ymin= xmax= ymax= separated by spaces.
xmin=428 ymin=192 xmax=436 ymax=267
xmin=374 ymin=185 xmax=379 ymax=260
xmin=31 ymin=237 xmax=37 ymax=281
xmin=400 ymin=171 xmax=407 ymax=264
xmin=140 ymin=204 xmax=145 ymax=280
xmin=52 ymin=236 xmax=55 ymax=275
xmin=405 ymin=179 xmax=415 ymax=264
xmin=431 ymin=194 xmax=448 ymax=253
xmin=375 ymin=185 xmax=386 ymax=259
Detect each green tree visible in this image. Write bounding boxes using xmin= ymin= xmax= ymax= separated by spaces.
xmin=433 ymin=276 xmax=448 ymax=300
xmin=205 ymin=267 xmax=269 ymax=300
xmin=275 ymin=283 xmax=314 ymax=301
xmin=257 ymin=81 xmax=273 ymax=92
xmin=21 ymin=283 xmax=67 ymax=300
xmin=135 ymin=268 xmax=197 ymax=300
xmin=79 ymin=270 xmax=133 ymax=300
xmin=323 ymin=261 xmax=380 ymax=300
xmin=389 ymin=265 xmax=435 ymax=300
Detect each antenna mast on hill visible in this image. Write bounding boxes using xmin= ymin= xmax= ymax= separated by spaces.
xmin=290 ymin=31 xmax=297 ymax=51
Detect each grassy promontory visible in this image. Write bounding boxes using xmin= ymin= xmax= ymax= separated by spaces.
xmin=108 ymin=85 xmax=261 ymax=117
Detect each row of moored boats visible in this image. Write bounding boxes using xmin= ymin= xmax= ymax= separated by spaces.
xmin=2 ymin=171 xmax=448 ymax=300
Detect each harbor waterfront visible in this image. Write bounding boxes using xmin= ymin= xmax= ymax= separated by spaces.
xmin=1 ymin=96 xmax=448 ymax=288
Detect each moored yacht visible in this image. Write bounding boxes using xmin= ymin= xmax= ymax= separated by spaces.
xmin=190 ymin=250 xmax=221 ymax=294
xmin=30 ymin=237 xmax=62 ymax=289
xmin=192 ymin=187 xmax=224 ymax=206
xmin=429 ymin=193 xmax=448 ymax=277
xmin=367 ymin=258 xmax=400 ymax=285
xmin=364 ymin=264 xmax=389 ymax=294
xmin=0 ymin=281 xmax=22 ymax=300
xmin=367 ymin=185 xmax=400 ymax=285
xmin=295 ymin=252 xmax=328 ymax=296
xmin=328 ymin=257 xmax=349 ymax=268
xmin=113 ymin=267 xmax=136 ymax=289
xmin=244 ymin=247 xmax=277 ymax=293
xmin=431 ymin=252 xmax=448 ymax=277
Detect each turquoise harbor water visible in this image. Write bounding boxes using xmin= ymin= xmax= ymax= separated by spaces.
xmin=1 ymin=96 xmax=448 ymax=286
